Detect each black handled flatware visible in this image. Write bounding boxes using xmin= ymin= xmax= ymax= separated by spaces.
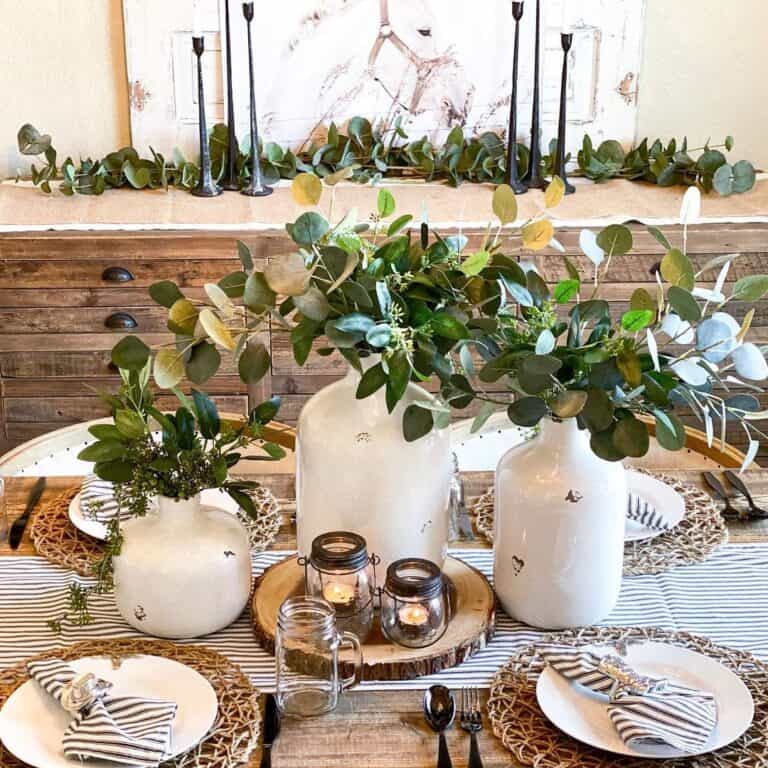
xmin=703 ymin=472 xmax=742 ymax=520
xmin=724 ymin=471 xmax=768 ymax=518
xmin=460 ymin=687 xmax=484 ymax=768
xmin=9 ymin=477 xmax=46 ymax=550
xmin=259 ymin=693 xmax=281 ymax=768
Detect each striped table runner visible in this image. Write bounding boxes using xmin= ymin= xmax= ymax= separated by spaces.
xmin=0 ymin=545 xmax=766 ymax=691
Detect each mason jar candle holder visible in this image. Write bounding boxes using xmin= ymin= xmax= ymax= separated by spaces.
xmin=380 ymin=558 xmax=449 ymax=649
xmin=300 ymin=532 xmax=378 ymax=642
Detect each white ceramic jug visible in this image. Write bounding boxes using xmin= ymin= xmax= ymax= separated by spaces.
xmin=494 ymin=418 xmax=626 ymax=629
xmin=113 ymin=494 xmax=252 ymax=638
xmin=296 ymin=356 xmax=451 ymax=574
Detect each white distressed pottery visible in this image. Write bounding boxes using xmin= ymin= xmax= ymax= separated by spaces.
xmin=296 ymin=356 xmax=452 ymax=573
xmin=0 ymin=655 xmax=218 ymax=768
xmin=537 ymin=641 xmax=754 ymax=758
xmin=113 ymin=494 xmax=252 ymax=638
xmin=494 ymin=418 xmax=627 ymax=629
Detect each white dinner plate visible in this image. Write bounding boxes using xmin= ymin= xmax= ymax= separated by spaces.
xmin=0 ymin=655 xmax=218 ymax=768
xmin=68 ymin=487 xmax=240 ymax=541
xmin=536 ymin=641 xmax=754 ymax=759
xmin=624 ymin=471 xmax=685 ymax=542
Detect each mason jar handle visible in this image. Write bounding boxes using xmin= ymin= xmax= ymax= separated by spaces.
xmin=338 ymin=631 xmax=363 ymax=691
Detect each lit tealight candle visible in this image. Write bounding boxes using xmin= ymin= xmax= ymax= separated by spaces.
xmin=398 ymin=603 xmax=430 ymax=626
xmin=323 ymin=582 xmax=356 ymax=606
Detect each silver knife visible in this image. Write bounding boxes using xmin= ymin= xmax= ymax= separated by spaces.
xmin=9 ymin=477 xmax=46 ymax=550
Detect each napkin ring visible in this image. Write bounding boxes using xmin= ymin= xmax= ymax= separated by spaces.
xmin=60 ymin=673 xmax=113 ymax=714
xmin=598 ymin=655 xmax=668 ymax=697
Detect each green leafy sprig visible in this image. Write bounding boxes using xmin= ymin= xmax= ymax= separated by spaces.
xmin=117 ymin=179 xmax=561 ymax=440
xmin=450 ymin=186 xmax=768 ymax=466
xmin=16 ymin=119 xmax=757 ymax=197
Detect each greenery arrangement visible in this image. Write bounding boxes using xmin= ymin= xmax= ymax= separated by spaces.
xmin=16 ymin=118 xmax=757 ymax=197
xmin=77 ymin=364 xmax=285 ymax=516
xmin=48 ymin=366 xmax=284 ymax=631
xmin=445 ymin=186 xmax=768 ymax=467
xmin=111 ymin=175 xmax=564 ymax=440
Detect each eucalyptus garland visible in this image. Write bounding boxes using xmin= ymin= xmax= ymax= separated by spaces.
xmin=16 ymin=118 xmax=757 ymax=197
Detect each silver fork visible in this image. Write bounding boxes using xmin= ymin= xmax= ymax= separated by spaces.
xmin=460 ymin=687 xmax=484 ymax=768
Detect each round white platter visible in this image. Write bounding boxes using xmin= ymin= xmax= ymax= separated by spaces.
xmin=0 ymin=654 xmax=218 ymax=768
xmin=536 ymin=640 xmax=754 ymax=759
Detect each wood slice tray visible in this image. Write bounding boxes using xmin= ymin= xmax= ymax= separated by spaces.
xmin=251 ymin=555 xmax=495 ymax=681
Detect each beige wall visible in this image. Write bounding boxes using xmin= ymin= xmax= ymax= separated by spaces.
xmin=638 ymin=0 xmax=768 ymax=170
xmin=1 ymin=0 xmax=766 ymax=179
xmin=0 ymin=0 xmax=129 ymax=180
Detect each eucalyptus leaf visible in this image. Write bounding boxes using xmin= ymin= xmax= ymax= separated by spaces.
xmin=492 ymin=184 xmax=518 ymax=225
xmin=238 ymin=342 xmax=270 ymax=383
xmin=507 ymin=397 xmax=548 ymax=427
xmin=154 ymin=348 xmax=185 ymax=389
xmin=149 ymin=280 xmax=184 ymax=309
xmin=667 ymin=286 xmax=701 ymax=322
xmin=111 ymin=336 xmax=150 ymax=371
xmin=596 ymin=224 xmax=633 ymax=256
xmin=293 ymin=285 xmax=331 ymax=322
xmin=264 ymin=253 xmax=311 ymax=296
xmin=199 ymin=308 xmax=236 ymax=350
xmin=403 ymin=404 xmax=434 ymax=442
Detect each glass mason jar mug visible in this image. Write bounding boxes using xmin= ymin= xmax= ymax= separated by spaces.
xmin=276 ymin=596 xmax=364 ymax=717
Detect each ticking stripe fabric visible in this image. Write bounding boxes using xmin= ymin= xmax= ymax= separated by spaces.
xmin=80 ymin=475 xmax=124 ymax=524
xmin=27 ymin=658 xmax=176 ymax=767
xmin=627 ymin=492 xmax=670 ymax=531
xmin=0 ymin=545 xmax=767 ymax=691
xmin=539 ymin=645 xmax=717 ymax=753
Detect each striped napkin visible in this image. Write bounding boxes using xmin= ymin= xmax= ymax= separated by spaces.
xmin=80 ymin=474 xmax=125 ymax=523
xmin=27 ymin=658 xmax=177 ymax=768
xmin=627 ymin=493 xmax=671 ymax=532
xmin=539 ymin=645 xmax=717 ymax=754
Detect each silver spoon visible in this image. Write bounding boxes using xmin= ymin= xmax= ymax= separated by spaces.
xmin=424 ymin=684 xmax=455 ymax=768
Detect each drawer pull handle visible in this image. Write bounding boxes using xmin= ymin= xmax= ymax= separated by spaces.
xmin=105 ymin=312 xmax=138 ymax=330
xmin=102 ymin=266 xmax=134 ymax=282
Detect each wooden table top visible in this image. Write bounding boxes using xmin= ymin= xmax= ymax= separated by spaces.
xmin=2 ymin=469 xmax=767 ymax=768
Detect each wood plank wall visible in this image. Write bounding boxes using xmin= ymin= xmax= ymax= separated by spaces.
xmin=1 ymin=224 xmax=766 ymax=460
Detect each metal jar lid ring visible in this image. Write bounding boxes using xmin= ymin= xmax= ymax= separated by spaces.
xmin=384 ymin=558 xmax=443 ymax=600
xmin=309 ymin=531 xmax=370 ymax=573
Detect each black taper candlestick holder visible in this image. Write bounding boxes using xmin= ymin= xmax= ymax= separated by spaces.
xmin=505 ymin=2 xmax=527 ymax=194
xmin=241 ymin=2 xmax=273 ymax=197
xmin=552 ymin=32 xmax=575 ymax=195
xmin=191 ymin=36 xmax=223 ymax=198
xmin=221 ymin=0 xmax=240 ymax=191
xmin=522 ymin=0 xmax=545 ymax=189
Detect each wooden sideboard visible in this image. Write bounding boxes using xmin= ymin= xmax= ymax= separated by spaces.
xmin=1 ymin=185 xmax=767 ymax=460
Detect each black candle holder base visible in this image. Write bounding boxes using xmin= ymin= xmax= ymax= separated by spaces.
xmin=524 ymin=175 xmax=547 ymax=191
xmin=508 ymin=178 xmax=529 ymax=195
xmin=546 ymin=176 xmax=575 ymax=196
xmin=220 ymin=180 xmax=241 ymax=192
xmin=191 ymin=183 xmax=224 ymax=198
xmin=241 ymin=183 xmax=273 ymax=198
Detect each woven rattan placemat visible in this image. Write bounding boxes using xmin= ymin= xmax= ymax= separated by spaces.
xmin=471 ymin=470 xmax=728 ymax=576
xmin=0 ymin=638 xmax=261 ymax=768
xmin=488 ymin=626 xmax=768 ymax=768
xmin=30 ymin=485 xmax=282 ymax=577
